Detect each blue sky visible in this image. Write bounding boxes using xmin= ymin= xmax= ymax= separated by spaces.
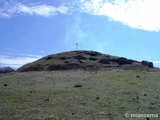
xmin=0 ymin=0 xmax=160 ymax=68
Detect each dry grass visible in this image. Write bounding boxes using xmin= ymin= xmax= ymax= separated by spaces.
xmin=0 ymin=69 xmax=160 ymax=120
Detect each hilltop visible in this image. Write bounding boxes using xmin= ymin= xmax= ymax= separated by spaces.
xmin=17 ymin=50 xmax=154 ymax=72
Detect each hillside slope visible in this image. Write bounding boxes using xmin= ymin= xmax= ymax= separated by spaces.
xmin=17 ymin=50 xmax=154 ymax=72
xmin=1 ymin=70 xmax=160 ymax=119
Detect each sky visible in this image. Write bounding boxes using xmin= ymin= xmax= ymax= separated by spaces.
xmin=0 ymin=0 xmax=160 ymax=68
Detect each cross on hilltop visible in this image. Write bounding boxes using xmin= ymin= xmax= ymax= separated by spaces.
xmin=75 ymin=43 xmax=79 ymax=50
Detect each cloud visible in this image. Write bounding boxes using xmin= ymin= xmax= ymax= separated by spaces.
xmin=16 ymin=3 xmax=70 ymax=17
xmin=0 ymin=1 xmax=70 ymax=18
xmin=0 ymin=54 xmax=42 ymax=68
xmin=0 ymin=12 xmax=10 ymax=18
xmin=153 ymin=61 xmax=160 ymax=64
xmin=1 ymin=0 xmax=160 ymax=31
xmin=153 ymin=61 xmax=160 ymax=68
xmin=78 ymin=0 xmax=160 ymax=32
xmin=8 ymin=52 xmax=42 ymax=58
xmin=64 ymin=14 xmax=110 ymax=53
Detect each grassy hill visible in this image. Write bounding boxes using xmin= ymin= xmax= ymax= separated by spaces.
xmin=0 ymin=70 xmax=160 ymax=120
xmin=0 ymin=50 xmax=159 ymax=120
xmin=17 ymin=50 xmax=154 ymax=72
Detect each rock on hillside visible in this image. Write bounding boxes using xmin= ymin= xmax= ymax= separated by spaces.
xmin=17 ymin=50 xmax=154 ymax=72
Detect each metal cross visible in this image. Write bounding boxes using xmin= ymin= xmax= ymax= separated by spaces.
xmin=75 ymin=43 xmax=79 ymax=50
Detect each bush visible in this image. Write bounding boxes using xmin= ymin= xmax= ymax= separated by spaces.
xmin=0 ymin=67 xmax=15 ymax=74
xmin=17 ymin=64 xmax=43 ymax=72
xmin=141 ymin=60 xmax=153 ymax=68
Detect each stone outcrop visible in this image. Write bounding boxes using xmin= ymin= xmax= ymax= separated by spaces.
xmin=110 ymin=57 xmax=134 ymax=65
xmin=99 ymin=59 xmax=110 ymax=64
xmin=141 ymin=61 xmax=153 ymax=68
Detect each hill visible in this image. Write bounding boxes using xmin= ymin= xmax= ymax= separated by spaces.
xmin=17 ymin=50 xmax=154 ymax=72
xmin=1 ymin=50 xmax=160 ymax=120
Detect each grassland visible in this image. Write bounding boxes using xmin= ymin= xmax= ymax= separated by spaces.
xmin=0 ymin=69 xmax=160 ymax=120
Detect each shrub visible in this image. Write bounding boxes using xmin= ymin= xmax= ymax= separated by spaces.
xmin=0 ymin=67 xmax=15 ymax=74
xmin=17 ymin=64 xmax=43 ymax=72
xmin=141 ymin=60 xmax=153 ymax=68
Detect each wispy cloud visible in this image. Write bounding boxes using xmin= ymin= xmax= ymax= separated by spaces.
xmin=153 ymin=61 xmax=160 ymax=68
xmin=0 ymin=1 xmax=70 ymax=18
xmin=1 ymin=0 xmax=160 ymax=31
xmin=153 ymin=61 xmax=160 ymax=64
xmin=78 ymin=0 xmax=160 ymax=32
xmin=64 ymin=14 xmax=112 ymax=53
xmin=0 ymin=54 xmax=42 ymax=68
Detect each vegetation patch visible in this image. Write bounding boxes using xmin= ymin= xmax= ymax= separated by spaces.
xmin=17 ymin=50 xmax=156 ymax=72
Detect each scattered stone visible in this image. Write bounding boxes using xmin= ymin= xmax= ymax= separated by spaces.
xmin=30 ymin=90 xmax=36 ymax=93
xmin=74 ymin=84 xmax=82 ymax=87
xmin=132 ymin=96 xmax=139 ymax=101
xmin=136 ymin=75 xmax=140 ymax=78
xmin=120 ymin=107 xmax=124 ymax=109
xmin=108 ymin=113 xmax=112 ymax=116
xmin=4 ymin=84 xmax=8 ymax=87
xmin=137 ymin=96 xmax=139 ymax=100
xmin=96 ymin=97 xmax=100 ymax=99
